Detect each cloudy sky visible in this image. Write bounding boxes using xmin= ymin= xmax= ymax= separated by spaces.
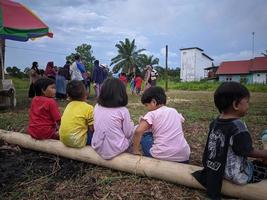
xmin=5 ymin=0 xmax=267 ymax=70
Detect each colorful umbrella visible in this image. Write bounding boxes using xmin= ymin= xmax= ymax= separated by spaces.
xmin=0 ymin=0 xmax=53 ymax=79
xmin=0 ymin=0 xmax=53 ymax=41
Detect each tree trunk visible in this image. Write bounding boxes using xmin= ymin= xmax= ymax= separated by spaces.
xmin=0 ymin=130 xmax=266 ymax=200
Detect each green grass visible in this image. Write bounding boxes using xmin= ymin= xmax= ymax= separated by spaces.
xmin=157 ymin=79 xmax=267 ymax=92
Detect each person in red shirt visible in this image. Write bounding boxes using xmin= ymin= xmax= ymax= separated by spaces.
xmin=119 ymin=73 xmax=128 ymax=86
xmin=134 ymin=73 xmax=143 ymax=95
xmin=27 ymin=78 xmax=61 ymax=140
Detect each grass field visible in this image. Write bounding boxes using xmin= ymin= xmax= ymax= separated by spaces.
xmin=1 ymin=77 xmax=267 ymax=199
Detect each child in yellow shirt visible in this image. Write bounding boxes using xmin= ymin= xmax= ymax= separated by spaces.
xmin=59 ymin=80 xmax=94 ymax=148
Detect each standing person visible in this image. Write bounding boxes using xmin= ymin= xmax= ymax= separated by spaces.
xmin=144 ymin=65 xmax=152 ymax=90
xmin=92 ymin=60 xmax=106 ymax=97
xmin=130 ymin=75 xmax=135 ymax=95
xmin=134 ymin=73 xmax=143 ymax=95
xmin=63 ymin=61 xmax=71 ymax=81
xmin=132 ymin=86 xmax=190 ymax=163
xmin=59 ymin=80 xmax=94 ymax=148
xmin=193 ymin=82 xmax=267 ymax=199
xmin=56 ymin=67 xmax=67 ymax=100
xmin=28 ymin=61 xmax=40 ymax=98
xmin=150 ymin=67 xmax=158 ymax=86
xmin=44 ymin=61 xmax=56 ymax=79
xmin=69 ymin=55 xmax=83 ymax=82
xmin=27 ymin=78 xmax=61 ymax=140
xmin=91 ymin=78 xmax=135 ymax=159
xmin=119 ymin=72 xmax=128 ymax=86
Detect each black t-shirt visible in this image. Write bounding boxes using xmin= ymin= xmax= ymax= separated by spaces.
xmin=192 ymin=118 xmax=253 ymax=199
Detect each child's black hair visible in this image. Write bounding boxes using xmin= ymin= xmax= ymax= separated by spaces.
xmin=141 ymin=86 xmax=166 ymax=105
xmin=67 ymin=80 xmax=86 ymax=101
xmin=34 ymin=78 xmax=55 ymax=96
xmin=214 ymin=81 xmax=250 ymax=113
xmin=98 ymin=78 xmax=128 ymax=107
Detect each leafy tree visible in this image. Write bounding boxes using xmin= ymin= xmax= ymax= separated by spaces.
xmin=138 ymin=54 xmax=159 ymax=71
xmin=66 ymin=44 xmax=95 ymax=71
xmin=6 ymin=66 xmax=24 ymax=78
xmin=111 ymin=38 xmax=145 ymax=73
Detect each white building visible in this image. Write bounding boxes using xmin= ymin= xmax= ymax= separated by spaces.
xmin=180 ymin=47 xmax=213 ymax=82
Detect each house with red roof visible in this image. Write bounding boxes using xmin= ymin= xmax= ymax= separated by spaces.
xmin=216 ymin=56 xmax=267 ymax=84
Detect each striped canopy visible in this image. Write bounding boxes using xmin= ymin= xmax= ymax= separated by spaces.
xmin=0 ymin=0 xmax=53 ymax=41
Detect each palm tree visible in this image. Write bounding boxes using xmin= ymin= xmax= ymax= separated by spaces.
xmin=138 ymin=54 xmax=159 ymax=71
xmin=110 ymin=38 xmax=145 ymax=73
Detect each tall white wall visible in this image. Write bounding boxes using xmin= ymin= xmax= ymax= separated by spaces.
xmin=180 ymin=48 xmax=213 ymax=82
xmin=252 ymin=73 xmax=267 ymax=84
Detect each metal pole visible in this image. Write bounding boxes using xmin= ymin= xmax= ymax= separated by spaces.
xmin=252 ymin=32 xmax=255 ymax=59
xmin=0 ymin=39 xmax=4 ymax=80
xmin=165 ymin=45 xmax=168 ymax=91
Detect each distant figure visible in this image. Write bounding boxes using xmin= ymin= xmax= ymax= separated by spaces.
xmin=59 ymin=80 xmax=94 ymax=148
xmin=133 ymin=86 xmax=190 ymax=163
xmin=130 ymin=75 xmax=135 ymax=95
xmin=91 ymin=78 xmax=135 ymax=159
xmin=119 ymin=72 xmax=128 ymax=86
xmin=27 ymin=78 xmax=61 ymax=140
xmin=69 ymin=55 xmax=84 ymax=82
xmin=28 ymin=61 xmax=40 ymax=98
xmin=144 ymin=65 xmax=158 ymax=90
xmin=193 ymin=82 xmax=267 ymax=199
xmin=44 ymin=61 xmax=56 ymax=79
xmin=63 ymin=60 xmax=71 ymax=81
xmin=92 ymin=60 xmax=106 ymax=97
xmin=134 ymin=73 xmax=143 ymax=95
xmin=56 ymin=67 xmax=67 ymax=99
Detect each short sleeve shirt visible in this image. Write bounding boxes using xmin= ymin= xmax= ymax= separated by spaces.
xmin=224 ymin=119 xmax=253 ymax=184
xmin=28 ymin=96 xmax=61 ymax=139
xmin=59 ymin=101 xmax=94 ymax=148
xmin=142 ymin=106 xmax=190 ymax=162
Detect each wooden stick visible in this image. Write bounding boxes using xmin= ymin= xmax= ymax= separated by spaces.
xmin=0 ymin=129 xmax=266 ymax=200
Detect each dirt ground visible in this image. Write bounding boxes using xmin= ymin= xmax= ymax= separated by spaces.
xmin=0 ymin=141 xmax=207 ymax=200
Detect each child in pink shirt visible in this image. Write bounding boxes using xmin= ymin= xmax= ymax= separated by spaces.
xmin=91 ymin=78 xmax=135 ymax=159
xmin=133 ymin=86 xmax=190 ymax=162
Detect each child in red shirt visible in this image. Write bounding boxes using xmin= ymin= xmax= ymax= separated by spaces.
xmin=134 ymin=73 xmax=142 ymax=95
xmin=27 ymin=78 xmax=61 ymax=139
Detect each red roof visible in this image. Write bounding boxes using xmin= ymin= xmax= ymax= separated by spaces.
xmin=250 ymin=57 xmax=267 ymax=72
xmin=216 ymin=57 xmax=267 ymax=75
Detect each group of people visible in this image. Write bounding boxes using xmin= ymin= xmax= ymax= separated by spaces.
xmin=118 ymin=65 xmax=159 ymax=95
xmin=27 ymin=63 xmax=267 ymax=198
xmin=28 ymin=55 xmax=108 ymax=100
xmin=27 ymin=77 xmax=267 ymax=198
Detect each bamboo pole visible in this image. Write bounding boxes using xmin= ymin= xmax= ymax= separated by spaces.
xmin=0 ymin=129 xmax=266 ymax=200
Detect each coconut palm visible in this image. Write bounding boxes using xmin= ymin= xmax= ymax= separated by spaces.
xmin=110 ymin=38 xmax=145 ymax=73
xmin=138 ymin=54 xmax=159 ymax=71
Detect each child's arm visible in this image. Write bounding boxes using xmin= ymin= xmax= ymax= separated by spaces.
xmin=132 ymin=120 xmax=151 ymax=155
xmin=248 ymin=149 xmax=267 ymax=159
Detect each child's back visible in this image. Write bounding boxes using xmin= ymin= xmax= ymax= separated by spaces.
xmin=28 ymin=78 xmax=61 ymax=139
xmin=59 ymin=101 xmax=93 ymax=148
xmin=92 ymin=104 xmax=134 ymax=159
xmin=91 ymin=78 xmax=134 ymax=159
xmin=59 ymin=80 xmax=94 ymax=148
xmin=143 ymin=105 xmax=190 ymax=161
xmin=133 ymin=86 xmax=190 ymax=162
